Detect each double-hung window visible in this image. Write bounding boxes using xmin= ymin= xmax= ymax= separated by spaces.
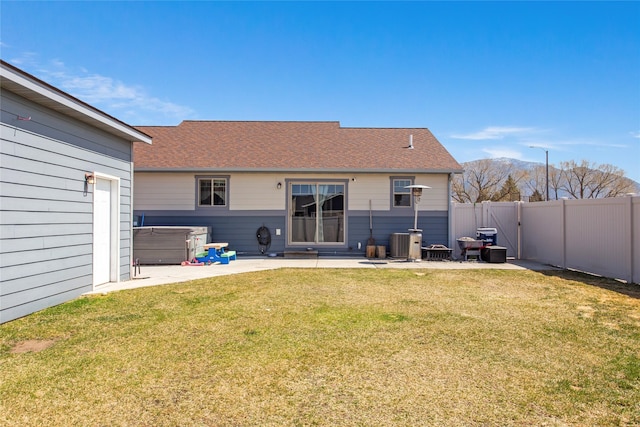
xmin=392 ymin=178 xmax=412 ymax=207
xmin=198 ymin=177 xmax=227 ymax=207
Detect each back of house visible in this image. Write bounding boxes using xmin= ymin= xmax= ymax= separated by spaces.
xmin=133 ymin=120 xmax=462 ymax=258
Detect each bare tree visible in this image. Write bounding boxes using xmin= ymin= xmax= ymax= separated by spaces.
xmin=560 ymin=160 xmax=634 ymax=199
xmin=522 ymin=164 xmax=566 ymax=201
xmin=548 ymin=166 xmax=564 ymax=200
xmin=522 ymin=165 xmax=547 ymax=200
xmin=452 ymin=159 xmax=518 ymax=203
xmin=453 ymin=158 xmax=635 ymax=203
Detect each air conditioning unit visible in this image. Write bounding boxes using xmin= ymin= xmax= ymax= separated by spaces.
xmin=389 ymin=233 xmax=410 ymax=258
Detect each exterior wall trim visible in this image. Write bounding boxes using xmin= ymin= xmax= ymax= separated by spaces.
xmin=91 ymin=171 xmax=121 ymax=289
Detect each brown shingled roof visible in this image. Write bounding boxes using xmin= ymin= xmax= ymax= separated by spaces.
xmin=133 ymin=121 xmax=462 ymax=172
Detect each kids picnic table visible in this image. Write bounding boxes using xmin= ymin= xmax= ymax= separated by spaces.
xmin=195 ymin=242 xmax=237 ymax=264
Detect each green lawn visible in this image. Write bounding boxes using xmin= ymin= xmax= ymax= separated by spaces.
xmin=1 ymin=268 xmax=639 ymax=426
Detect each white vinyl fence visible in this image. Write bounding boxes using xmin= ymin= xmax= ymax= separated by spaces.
xmin=451 ymin=196 xmax=639 ymax=284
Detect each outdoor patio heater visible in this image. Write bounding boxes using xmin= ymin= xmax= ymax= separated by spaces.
xmin=405 ymin=184 xmax=431 ymax=261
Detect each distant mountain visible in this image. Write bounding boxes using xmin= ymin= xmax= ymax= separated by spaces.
xmin=461 ymin=157 xmax=546 ymax=175
xmin=487 ymin=157 xmax=541 ymax=171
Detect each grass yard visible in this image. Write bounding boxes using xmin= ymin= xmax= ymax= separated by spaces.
xmin=1 ymin=268 xmax=639 ymax=426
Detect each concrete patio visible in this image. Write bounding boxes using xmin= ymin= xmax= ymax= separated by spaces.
xmin=91 ymin=257 xmax=560 ymax=294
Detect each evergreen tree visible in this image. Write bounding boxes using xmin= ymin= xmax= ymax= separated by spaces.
xmin=492 ymin=175 xmax=521 ymax=201
xmin=529 ymin=189 xmax=544 ymax=202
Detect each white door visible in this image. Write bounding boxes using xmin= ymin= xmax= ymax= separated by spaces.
xmin=94 ymin=178 xmax=111 ymax=285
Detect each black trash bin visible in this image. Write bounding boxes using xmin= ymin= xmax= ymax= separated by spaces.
xmin=481 ymin=246 xmax=507 ymax=263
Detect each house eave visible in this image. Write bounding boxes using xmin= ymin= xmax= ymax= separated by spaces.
xmin=134 ymin=167 xmax=464 ymax=174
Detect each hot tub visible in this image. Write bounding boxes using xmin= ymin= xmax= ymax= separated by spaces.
xmin=133 ymin=226 xmax=210 ymax=264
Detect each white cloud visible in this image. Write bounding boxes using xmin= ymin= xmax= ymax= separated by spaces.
xmin=50 ymin=58 xmax=66 ymax=68
xmin=53 ymin=68 xmax=194 ymax=122
xmin=481 ymin=147 xmax=524 ymax=159
xmin=537 ymin=138 xmax=628 ymax=150
xmin=9 ymin=54 xmax=193 ymax=124
xmin=8 ymin=51 xmax=39 ymax=67
xmin=631 ymin=131 xmax=640 ymax=139
xmin=451 ymin=126 xmax=537 ymax=140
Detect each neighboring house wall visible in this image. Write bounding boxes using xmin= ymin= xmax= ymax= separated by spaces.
xmin=1 ymin=90 xmax=136 ymax=323
xmin=134 ymin=171 xmax=451 ymax=256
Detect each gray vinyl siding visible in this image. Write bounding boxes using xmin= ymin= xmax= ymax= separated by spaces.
xmin=1 ymin=91 xmax=134 ymax=323
xmin=135 ymin=210 xmax=449 ymax=257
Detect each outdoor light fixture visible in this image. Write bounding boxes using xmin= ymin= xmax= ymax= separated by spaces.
xmin=277 ymin=182 xmax=282 ymax=189
xmin=83 ymin=173 xmax=95 ymax=197
xmin=410 ymin=185 xmax=424 ymax=199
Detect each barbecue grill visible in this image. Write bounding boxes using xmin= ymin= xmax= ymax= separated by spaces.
xmin=457 ymin=237 xmax=484 ymax=261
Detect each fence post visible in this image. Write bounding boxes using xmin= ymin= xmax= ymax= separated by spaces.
xmin=624 ymin=195 xmax=633 ymax=284
xmin=561 ymin=198 xmax=567 ymax=269
xmin=450 ymin=202 xmax=457 ymax=252
xmin=516 ymin=201 xmax=522 ymax=260
xmin=482 ymin=201 xmax=490 ymax=228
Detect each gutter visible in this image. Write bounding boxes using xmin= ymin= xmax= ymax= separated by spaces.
xmin=134 ymin=167 xmax=466 ymax=174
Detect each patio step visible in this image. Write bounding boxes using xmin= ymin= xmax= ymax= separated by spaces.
xmin=284 ymin=250 xmax=318 ymax=259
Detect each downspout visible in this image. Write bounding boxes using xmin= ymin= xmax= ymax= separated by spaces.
xmin=129 ymin=144 xmax=134 ymax=281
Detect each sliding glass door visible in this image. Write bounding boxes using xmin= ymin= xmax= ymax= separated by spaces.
xmin=290 ymin=182 xmax=344 ymax=244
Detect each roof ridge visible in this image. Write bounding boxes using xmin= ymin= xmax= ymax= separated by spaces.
xmin=341 ymin=126 xmax=430 ymax=130
xmin=180 ymin=120 xmax=341 ymax=124
xmin=135 ymin=125 xmax=176 ymax=128
xmin=169 ymin=121 xmax=433 ymax=131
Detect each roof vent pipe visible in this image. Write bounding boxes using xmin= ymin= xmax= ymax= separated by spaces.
xmin=409 ymin=134 xmax=414 ymax=149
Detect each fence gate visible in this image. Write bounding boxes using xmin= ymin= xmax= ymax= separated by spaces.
xmin=451 ymin=202 xmax=520 ymax=259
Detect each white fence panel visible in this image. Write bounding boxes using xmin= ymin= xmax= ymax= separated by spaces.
xmin=453 ymin=196 xmax=638 ymax=284
xmin=521 ymin=200 xmax=565 ymax=264
xmin=450 ymin=203 xmax=483 ymax=259
xmin=482 ymin=202 xmax=519 ymax=258
xmin=634 ymin=197 xmax=640 ymax=285
xmin=564 ymin=198 xmax=633 ymax=283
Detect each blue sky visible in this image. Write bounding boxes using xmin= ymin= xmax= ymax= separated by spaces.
xmin=2 ymin=1 xmax=639 ymax=181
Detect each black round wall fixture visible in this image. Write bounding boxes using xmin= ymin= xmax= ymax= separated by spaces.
xmin=256 ymin=225 xmax=272 ymax=254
